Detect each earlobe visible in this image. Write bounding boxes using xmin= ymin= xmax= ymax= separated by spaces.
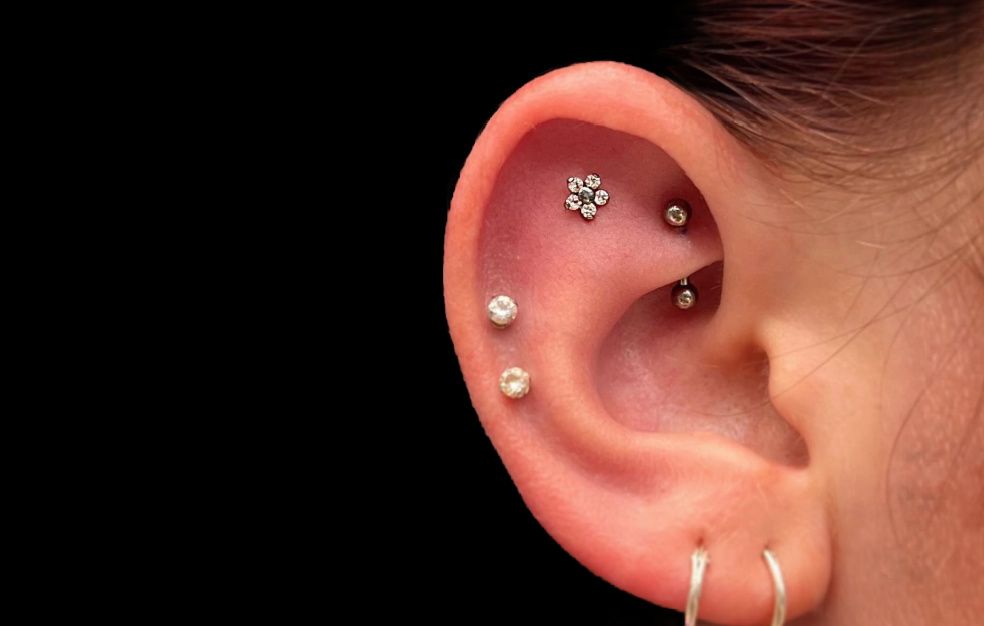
xmin=444 ymin=62 xmax=831 ymax=624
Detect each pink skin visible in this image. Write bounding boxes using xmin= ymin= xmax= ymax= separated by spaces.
xmin=445 ymin=62 xmax=984 ymax=625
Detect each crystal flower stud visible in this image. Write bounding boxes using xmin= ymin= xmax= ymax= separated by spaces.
xmin=565 ymin=173 xmax=609 ymax=221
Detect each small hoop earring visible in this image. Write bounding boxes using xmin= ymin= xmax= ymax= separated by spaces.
xmin=685 ymin=546 xmax=709 ymax=626
xmin=763 ymin=549 xmax=787 ymax=626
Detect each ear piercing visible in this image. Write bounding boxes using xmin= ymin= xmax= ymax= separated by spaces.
xmin=499 ymin=367 xmax=530 ymax=399
xmin=566 ymin=173 xmax=609 ymax=221
xmin=566 ymin=179 xmax=693 ymax=228
xmin=763 ymin=549 xmax=787 ymax=626
xmin=672 ymin=277 xmax=698 ymax=310
xmin=498 ymin=186 xmax=700 ymax=398
xmin=664 ymin=199 xmax=691 ymax=227
xmin=488 ymin=296 xmax=529 ymax=398
xmin=685 ymin=546 xmax=709 ymax=626
xmin=682 ymin=547 xmax=787 ymax=626
xmin=487 ymin=294 xmax=518 ymax=328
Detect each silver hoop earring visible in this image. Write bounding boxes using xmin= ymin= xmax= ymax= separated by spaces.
xmin=685 ymin=546 xmax=709 ymax=626
xmin=763 ymin=549 xmax=787 ymax=626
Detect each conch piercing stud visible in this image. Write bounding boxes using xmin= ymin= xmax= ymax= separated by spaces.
xmin=499 ymin=367 xmax=530 ymax=399
xmin=763 ymin=549 xmax=787 ymax=626
xmin=685 ymin=546 xmax=709 ymax=626
xmin=664 ymin=199 xmax=691 ymax=227
xmin=566 ymin=173 xmax=609 ymax=221
xmin=673 ymin=277 xmax=698 ymax=310
xmin=487 ymin=294 xmax=518 ymax=328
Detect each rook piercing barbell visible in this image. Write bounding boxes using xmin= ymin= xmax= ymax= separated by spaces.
xmin=665 ymin=199 xmax=691 ymax=227
xmin=673 ymin=278 xmax=698 ymax=310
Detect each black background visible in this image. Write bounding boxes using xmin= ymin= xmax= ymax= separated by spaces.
xmin=382 ymin=37 xmax=691 ymax=624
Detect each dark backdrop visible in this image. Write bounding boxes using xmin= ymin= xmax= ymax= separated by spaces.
xmin=380 ymin=39 xmax=691 ymax=624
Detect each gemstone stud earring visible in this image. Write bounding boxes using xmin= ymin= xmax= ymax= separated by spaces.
xmin=565 ymin=173 xmax=609 ymax=221
xmin=499 ymin=367 xmax=530 ymax=399
xmin=487 ymin=294 xmax=518 ymax=328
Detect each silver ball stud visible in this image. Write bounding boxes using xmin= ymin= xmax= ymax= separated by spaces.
xmin=664 ymin=199 xmax=691 ymax=227
xmin=672 ymin=278 xmax=698 ymax=310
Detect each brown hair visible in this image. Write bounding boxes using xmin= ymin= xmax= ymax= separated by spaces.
xmin=665 ymin=0 xmax=984 ymax=183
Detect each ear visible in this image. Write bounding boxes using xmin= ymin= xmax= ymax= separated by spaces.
xmin=444 ymin=62 xmax=831 ymax=625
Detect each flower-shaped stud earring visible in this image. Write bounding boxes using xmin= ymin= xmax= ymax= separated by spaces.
xmin=565 ymin=173 xmax=609 ymax=221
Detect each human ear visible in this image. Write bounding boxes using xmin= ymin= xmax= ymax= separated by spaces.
xmin=444 ymin=62 xmax=831 ymax=625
